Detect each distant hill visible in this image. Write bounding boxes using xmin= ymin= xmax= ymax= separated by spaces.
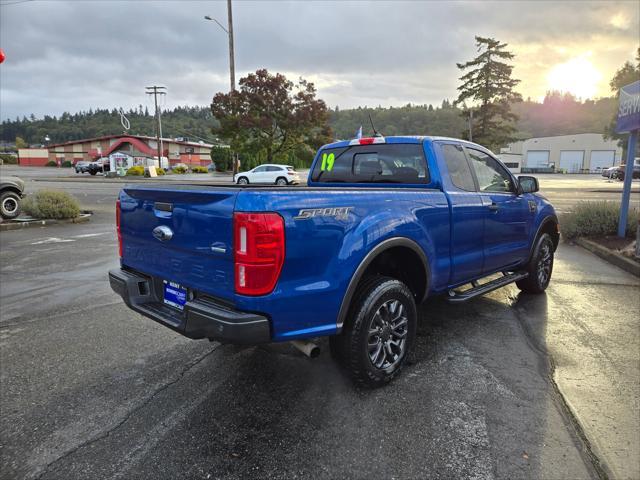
xmin=0 ymin=93 xmax=617 ymax=149
xmin=330 ymin=95 xmax=617 ymax=142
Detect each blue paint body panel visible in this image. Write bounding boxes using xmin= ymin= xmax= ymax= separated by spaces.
xmin=118 ymin=137 xmax=557 ymax=342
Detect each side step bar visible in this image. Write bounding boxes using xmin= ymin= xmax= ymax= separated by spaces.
xmin=446 ymin=271 xmax=528 ymax=303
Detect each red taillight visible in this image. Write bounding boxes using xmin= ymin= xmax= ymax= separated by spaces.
xmin=116 ymin=199 xmax=123 ymax=258
xmin=358 ymin=137 xmax=375 ymax=145
xmin=234 ymin=212 xmax=285 ymax=296
xmin=287 ymin=171 xmax=295 ymax=175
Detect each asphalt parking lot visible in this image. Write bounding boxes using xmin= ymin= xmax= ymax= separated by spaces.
xmin=0 ymin=167 xmax=639 ymax=479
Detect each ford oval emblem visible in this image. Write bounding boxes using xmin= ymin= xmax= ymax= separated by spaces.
xmin=152 ymin=225 xmax=173 ymax=242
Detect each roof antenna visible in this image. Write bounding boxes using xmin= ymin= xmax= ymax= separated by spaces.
xmin=369 ymin=113 xmax=383 ymax=137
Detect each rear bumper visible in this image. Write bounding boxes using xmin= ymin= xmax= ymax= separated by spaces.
xmin=108 ymin=268 xmax=271 ymax=344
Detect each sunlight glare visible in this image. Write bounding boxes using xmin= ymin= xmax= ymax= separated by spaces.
xmin=546 ymin=56 xmax=602 ymax=100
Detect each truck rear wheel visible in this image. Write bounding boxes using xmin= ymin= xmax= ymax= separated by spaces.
xmin=339 ymin=275 xmax=416 ymax=388
xmin=516 ymin=233 xmax=554 ymax=294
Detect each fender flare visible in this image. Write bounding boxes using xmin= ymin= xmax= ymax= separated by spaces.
xmin=336 ymin=237 xmax=431 ymax=333
xmin=527 ymin=214 xmax=559 ymax=262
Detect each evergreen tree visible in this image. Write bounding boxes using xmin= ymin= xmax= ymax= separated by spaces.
xmin=455 ymin=36 xmax=522 ymax=150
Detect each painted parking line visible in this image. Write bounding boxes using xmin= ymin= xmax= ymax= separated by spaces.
xmin=28 ymin=232 xmax=110 ymax=245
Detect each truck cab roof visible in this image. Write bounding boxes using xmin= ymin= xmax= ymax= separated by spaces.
xmin=319 ymin=135 xmax=494 ymax=154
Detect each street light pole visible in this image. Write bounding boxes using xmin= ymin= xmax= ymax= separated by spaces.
xmin=205 ymin=1 xmax=238 ymax=175
xmin=226 ymin=0 xmax=235 ymax=92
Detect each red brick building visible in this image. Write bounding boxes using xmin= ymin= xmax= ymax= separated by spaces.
xmin=18 ymin=134 xmax=214 ymax=167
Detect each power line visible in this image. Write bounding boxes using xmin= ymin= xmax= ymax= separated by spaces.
xmin=169 ymin=128 xmax=220 ymax=145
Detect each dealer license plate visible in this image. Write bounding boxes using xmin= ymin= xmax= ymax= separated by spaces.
xmin=163 ymin=280 xmax=187 ymax=311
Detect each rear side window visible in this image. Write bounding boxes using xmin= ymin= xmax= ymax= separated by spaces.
xmin=311 ymin=143 xmax=429 ymax=184
xmin=266 ymin=166 xmax=282 ymax=172
xmin=442 ymin=144 xmax=475 ymax=191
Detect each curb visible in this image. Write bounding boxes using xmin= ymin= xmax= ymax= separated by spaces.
xmin=575 ymin=237 xmax=640 ymax=277
xmin=0 ymin=213 xmax=92 ymax=231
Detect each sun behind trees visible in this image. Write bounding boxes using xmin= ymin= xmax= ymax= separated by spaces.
xmin=455 ymin=36 xmax=522 ymax=151
xmin=210 ymin=69 xmax=332 ymax=166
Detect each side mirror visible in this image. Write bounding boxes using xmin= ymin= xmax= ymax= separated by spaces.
xmin=518 ymin=175 xmax=539 ymax=194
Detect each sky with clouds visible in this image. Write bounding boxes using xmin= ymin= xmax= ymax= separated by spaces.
xmin=0 ymin=0 xmax=638 ymax=121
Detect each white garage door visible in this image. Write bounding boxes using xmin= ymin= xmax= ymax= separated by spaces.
xmin=526 ymin=150 xmax=550 ymax=168
xmin=559 ymin=151 xmax=584 ymax=173
xmin=589 ymin=151 xmax=616 ymax=172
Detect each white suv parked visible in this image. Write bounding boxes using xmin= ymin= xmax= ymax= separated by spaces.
xmin=234 ymin=164 xmax=301 ymax=185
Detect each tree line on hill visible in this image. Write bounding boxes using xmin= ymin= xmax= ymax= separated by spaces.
xmin=0 ymin=93 xmax=617 ymax=149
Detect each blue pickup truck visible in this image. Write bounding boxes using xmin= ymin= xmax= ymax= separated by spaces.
xmin=109 ymin=136 xmax=559 ymax=387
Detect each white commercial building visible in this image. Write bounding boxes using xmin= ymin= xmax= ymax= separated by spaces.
xmin=502 ymin=133 xmax=622 ymax=173
xmin=496 ymin=153 xmax=522 ymax=174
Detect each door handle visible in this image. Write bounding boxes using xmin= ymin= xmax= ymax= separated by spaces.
xmin=488 ymin=203 xmax=499 ymax=212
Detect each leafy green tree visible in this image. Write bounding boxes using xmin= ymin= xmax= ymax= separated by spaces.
xmin=210 ymin=69 xmax=332 ymax=163
xmin=455 ymin=36 xmax=522 ymax=150
xmin=604 ymin=47 xmax=640 ymax=152
xmin=15 ymin=136 xmax=28 ymax=148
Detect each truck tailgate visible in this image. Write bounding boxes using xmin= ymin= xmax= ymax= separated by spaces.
xmin=119 ymin=184 xmax=238 ymax=301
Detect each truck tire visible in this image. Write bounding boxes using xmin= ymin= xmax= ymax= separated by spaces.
xmin=340 ymin=275 xmax=416 ymax=388
xmin=0 ymin=191 xmax=22 ymax=220
xmin=516 ymin=233 xmax=554 ymax=294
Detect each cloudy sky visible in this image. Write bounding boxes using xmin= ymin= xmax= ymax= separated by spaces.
xmin=0 ymin=0 xmax=638 ymax=121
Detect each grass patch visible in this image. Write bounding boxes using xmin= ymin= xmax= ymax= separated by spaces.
xmin=22 ymin=190 xmax=80 ymax=219
xmin=561 ymin=201 xmax=638 ymax=240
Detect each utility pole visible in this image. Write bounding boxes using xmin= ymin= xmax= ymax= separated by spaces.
xmin=205 ymin=0 xmax=238 ymax=175
xmin=145 ymin=86 xmax=166 ymax=167
xmin=227 ymin=0 xmax=235 ymax=92
xmin=227 ymin=0 xmax=238 ymax=176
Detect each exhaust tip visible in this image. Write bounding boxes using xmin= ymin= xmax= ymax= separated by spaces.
xmin=291 ymin=340 xmax=320 ymax=358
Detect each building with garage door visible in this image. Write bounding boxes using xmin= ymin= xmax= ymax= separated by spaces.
xmin=502 ymin=133 xmax=622 ymax=173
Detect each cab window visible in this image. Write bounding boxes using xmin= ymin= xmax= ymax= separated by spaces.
xmin=442 ymin=144 xmax=475 ymax=191
xmin=311 ymin=143 xmax=429 ymax=184
xmin=466 ymin=149 xmax=514 ymax=193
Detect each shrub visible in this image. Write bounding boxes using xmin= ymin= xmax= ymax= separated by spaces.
xmin=154 ymin=167 xmax=165 ymax=176
xmin=126 ymin=165 xmax=145 ymax=176
xmin=22 ymin=190 xmax=80 ymax=219
xmin=192 ymin=166 xmax=208 ymax=173
xmin=46 ymin=160 xmax=57 ymax=167
xmin=62 ymin=160 xmax=72 ymax=168
xmin=0 ymin=153 xmax=18 ymax=164
xmin=211 ymin=145 xmax=231 ymax=171
xmin=172 ymin=166 xmax=187 ymax=174
xmin=561 ymin=201 xmax=638 ymax=240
